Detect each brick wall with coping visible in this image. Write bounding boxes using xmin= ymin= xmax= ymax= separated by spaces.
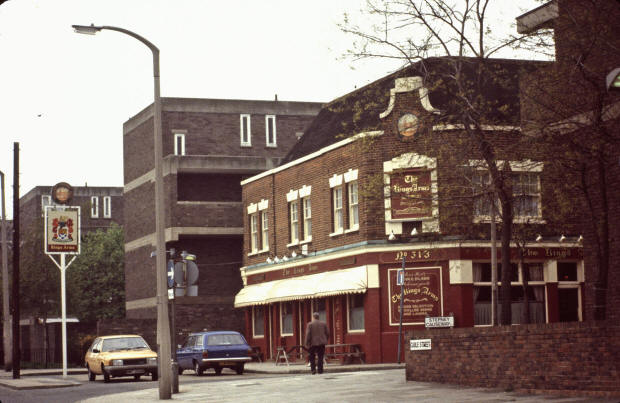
xmin=405 ymin=322 xmax=620 ymax=397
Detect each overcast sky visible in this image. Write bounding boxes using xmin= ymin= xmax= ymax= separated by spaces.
xmin=0 ymin=0 xmax=541 ymax=219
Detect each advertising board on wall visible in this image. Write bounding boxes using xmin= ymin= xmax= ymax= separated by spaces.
xmin=388 ymin=266 xmax=443 ymax=326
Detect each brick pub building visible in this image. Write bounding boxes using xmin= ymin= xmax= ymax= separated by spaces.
xmin=120 ymin=97 xmax=321 ymax=337
xmin=235 ymin=57 xmax=586 ymax=364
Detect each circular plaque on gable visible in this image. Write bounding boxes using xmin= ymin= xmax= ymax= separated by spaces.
xmin=52 ymin=182 xmax=74 ymax=205
xmin=397 ymin=113 xmax=419 ymax=139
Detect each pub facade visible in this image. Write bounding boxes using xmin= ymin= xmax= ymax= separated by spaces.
xmin=235 ymin=58 xmax=584 ymax=363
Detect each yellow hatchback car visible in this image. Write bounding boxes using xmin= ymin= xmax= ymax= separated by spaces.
xmin=85 ymin=335 xmax=158 ymax=382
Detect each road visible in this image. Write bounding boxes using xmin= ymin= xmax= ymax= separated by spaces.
xmin=0 ymin=369 xmax=616 ymax=403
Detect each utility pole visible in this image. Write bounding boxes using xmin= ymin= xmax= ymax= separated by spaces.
xmin=11 ymin=142 xmax=20 ymax=379
xmin=1 ymin=170 xmax=11 ymax=371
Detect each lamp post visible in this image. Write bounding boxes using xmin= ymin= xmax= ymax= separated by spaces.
xmin=72 ymin=24 xmax=172 ymax=399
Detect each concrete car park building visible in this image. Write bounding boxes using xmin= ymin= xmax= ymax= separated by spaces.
xmin=235 ymin=58 xmax=587 ymax=364
xmin=121 ymin=97 xmax=322 ymax=336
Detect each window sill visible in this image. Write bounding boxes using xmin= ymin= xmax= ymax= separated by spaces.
xmin=286 ymin=240 xmax=299 ymax=248
xmin=347 ymin=329 xmax=365 ymax=334
xmin=280 ymin=333 xmax=293 ymax=337
xmin=301 ymin=237 xmax=312 ymax=244
xmin=345 ymin=226 xmax=359 ymax=234
xmin=473 ymin=216 xmax=546 ymax=224
xmin=266 ymin=144 xmax=277 ymax=148
xmin=252 ymin=335 xmax=265 ymax=339
xmin=240 ymin=143 xmax=252 ymax=148
xmin=329 ymin=230 xmax=344 ymax=237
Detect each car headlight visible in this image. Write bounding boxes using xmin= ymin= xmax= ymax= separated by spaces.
xmin=147 ymin=357 xmax=157 ymax=365
xmin=111 ymin=359 xmax=124 ymax=366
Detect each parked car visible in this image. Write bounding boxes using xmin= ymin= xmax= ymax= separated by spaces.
xmin=85 ymin=334 xmax=158 ymax=383
xmin=177 ymin=331 xmax=252 ymax=376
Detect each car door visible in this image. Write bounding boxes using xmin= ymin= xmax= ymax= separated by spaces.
xmin=86 ymin=338 xmax=103 ymax=374
xmin=177 ymin=336 xmax=195 ymax=369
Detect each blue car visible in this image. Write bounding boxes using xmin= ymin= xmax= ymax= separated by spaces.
xmin=176 ymin=331 xmax=252 ymax=376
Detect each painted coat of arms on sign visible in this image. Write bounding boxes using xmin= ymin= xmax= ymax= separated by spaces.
xmin=52 ymin=216 xmax=74 ymax=242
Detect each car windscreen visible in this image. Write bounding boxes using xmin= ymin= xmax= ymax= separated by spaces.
xmin=207 ymin=334 xmax=245 ymax=346
xmin=102 ymin=337 xmax=149 ymax=352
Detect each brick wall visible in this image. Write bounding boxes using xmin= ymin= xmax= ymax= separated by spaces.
xmin=405 ymin=322 xmax=620 ymax=397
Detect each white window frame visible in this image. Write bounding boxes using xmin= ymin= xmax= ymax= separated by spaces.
xmin=302 ymin=197 xmax=312 ymax=242
xmin=240 ymin=114 xmax=251 ymax=146
xmin=265 ymin=115 xmax=277 ymax=147
xmin=250 ymin=213 xmax=259 ymax=254
xmin=331 ymin=186 xmax=343 ymax=235
xmin=347 ymin=293 xmax=365 ymax=332
xmin=174 ymin=132 xmax=186 ymax=156
xmin=41 ymin=195 xmax=52 ymax=216
xmin=280 ymin=302 xmax=293 ymax=336
xmin=261 ymin=210 xmax=269 ymax=251
xmin=471 ymin=160 xmax=544 ymax=224
xmin=91 ymin=196 xmax=99 ymax=218
xmin=289 ymin=200 xmax=299 ymax=244
xmin=103 ymin=196 xmax=112 ymax=218
xmin=472 ymin=261 xmax=547 ymax=327
xmin=347 ymin=181 xmax=359 ymax=231
xmin=252 ymin=305 xmax=265 ymax=338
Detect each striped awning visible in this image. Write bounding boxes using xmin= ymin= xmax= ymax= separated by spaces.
xmin=234 ymin=266 xmax=368 ymax=308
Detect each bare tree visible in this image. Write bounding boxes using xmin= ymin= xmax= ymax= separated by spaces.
xmin=341 ymin=0 xmax=553 ymax=324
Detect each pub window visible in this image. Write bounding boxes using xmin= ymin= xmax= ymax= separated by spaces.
xmin=347 ymin=293 xmax=365 ymax=332
xmin=250 ymin=213 xmax=259 ymax=253
xmin=472 ymin=168 xmax=542 ymax=221
xmin=347 ymin=181 xmax=359 ymax=230
xmin=311 ymin=298 xmax=326 ymax=322
xmin=302 ymin=196 xmax=312 ymax=241
xmin=261 ymin=211 xmax=269 ymax=251
xmin=174 ymin=133 xmax=185 ymax=156
xmin=332 ymin=186 xmax=343 ymax=234
xmin=240 ymin=114 xmax=251 ymax=146
xmin=252 ymin=305 xmax=265 ymax=337
xmin=289 ymin=200 xmax=299 ymax=244
xmin=280 ymin=302 xmax=293 ymax=336
xmin=90 ymin=196 xmax=99 ymax=218
xmin=558 ymin=262 xmax=580 ymax=322
xmin=473 ymin=262 xmax=545 ymax=326
xmin=265 ymin=115 xmax=277 ymax=147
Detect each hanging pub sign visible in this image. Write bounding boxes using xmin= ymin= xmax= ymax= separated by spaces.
xmin=390 ymin=169 xmax=432 ymax=219
xmin=44 ymin=206 xmax=81 ymax=254
xmin=388 ymin=266 xmax=442 ymax=326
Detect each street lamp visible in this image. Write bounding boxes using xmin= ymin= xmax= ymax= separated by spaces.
xmin=72 ymin=24 xmax=172 ymax=400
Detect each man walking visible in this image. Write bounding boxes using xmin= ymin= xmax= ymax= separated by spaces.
xmin=305 ymin=312 xmax=330 ymax=374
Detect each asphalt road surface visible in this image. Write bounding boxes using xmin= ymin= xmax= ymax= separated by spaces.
xmin=1 ymin=369 xmax=616 ymax=403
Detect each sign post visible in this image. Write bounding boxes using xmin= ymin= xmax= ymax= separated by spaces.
xmin=43 ymin=183 xmax=80 ymax=379
xmin=397 ymin=255 xmax=405 ymax=364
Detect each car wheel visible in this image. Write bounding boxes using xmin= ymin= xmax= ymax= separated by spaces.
xmin=151 ymin=371 xmax=158 ymax=381
xmin=133 ymin=375 xmax=141 ymax=381
xmin=194 ymin=361 xmax=203 ymax=376
xmin=102 ymin=366 xmax=110 ymax=383
xmin=87 ymin=365 xmax=96 ymax=381
xmin=235 ymin=364 xmax=244 ymax=375
xmin=214 ymin=366 xmax=222 ymax=376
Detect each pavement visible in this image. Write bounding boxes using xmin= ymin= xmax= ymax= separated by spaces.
xmin=0 ymin=361 xmax=403 ymax=390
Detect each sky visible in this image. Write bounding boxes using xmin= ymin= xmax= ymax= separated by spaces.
xmin=0 ymin=0 xmax=542 ymax=219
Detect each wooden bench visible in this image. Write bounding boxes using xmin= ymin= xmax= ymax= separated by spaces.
xmin=324 ymin=343 xmax=365 ymax=364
